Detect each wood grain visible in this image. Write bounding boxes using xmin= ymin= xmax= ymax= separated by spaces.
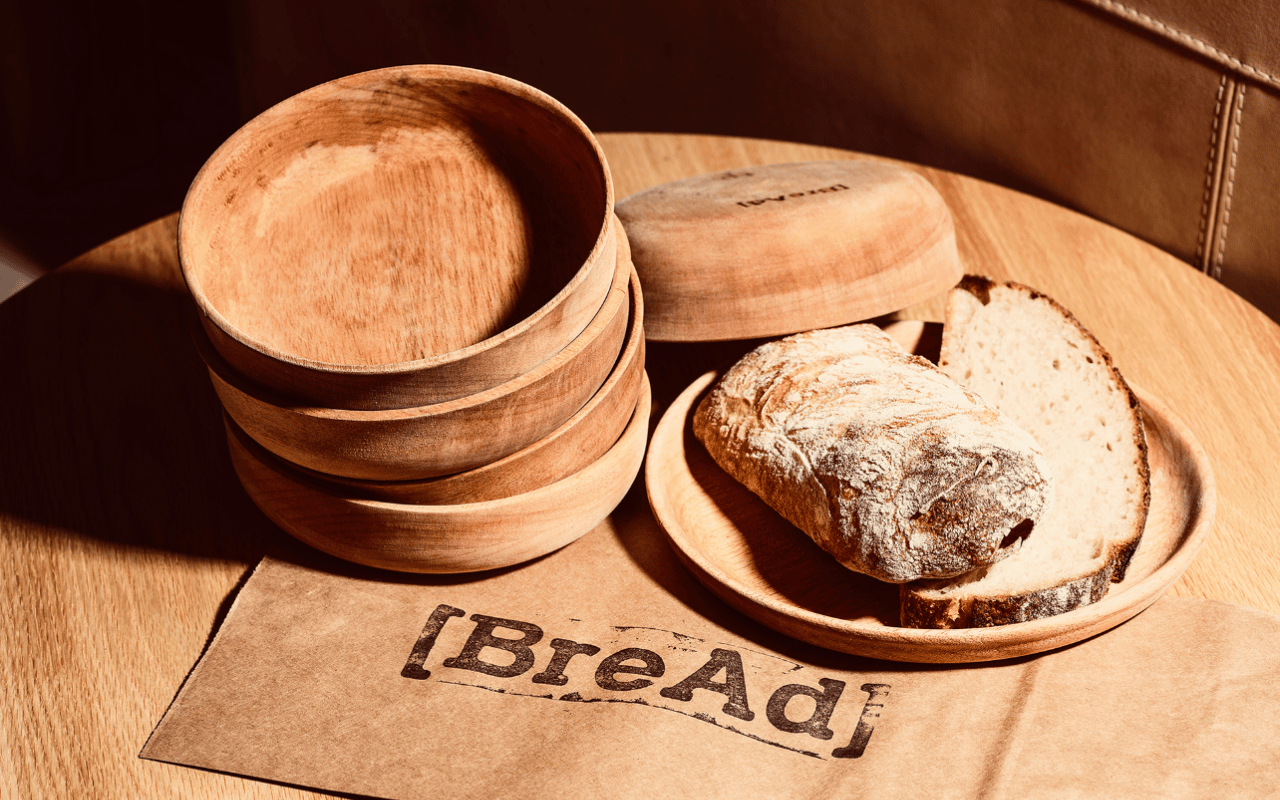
xmin=196 ymin=227 xmax=633 ymax=481
xmin=225 ymin=377 xmax=651 ymax=573
xmin=4 ymin=133 xmax=1280 ymax=798
xmin=182 ymin=65 xmax=616 ymax=410
xmin=616 ymin=159 xmax=961 ymax=341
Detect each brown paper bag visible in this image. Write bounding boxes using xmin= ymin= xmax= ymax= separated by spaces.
xmin=142 ymin=490 xmax=1280 ymax=798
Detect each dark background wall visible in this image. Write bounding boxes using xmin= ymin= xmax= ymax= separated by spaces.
xmin=3 ymin=0 xmax=1278 ymax=320
xmin=1 ymin=1 xmax=235 ymax=268
xmin=2 ymin=0 xmax=947 ymax=268
xmin=7 ymin=0 xmax=835 ymax=270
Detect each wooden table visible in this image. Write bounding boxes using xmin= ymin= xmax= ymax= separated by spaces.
xmin=3 ymin=132 xmax=1279 ymax=798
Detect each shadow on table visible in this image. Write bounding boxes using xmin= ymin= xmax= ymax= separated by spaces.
xmin=607 ymin=481 xmax=1039 ymax=676
xmin=0 ymin=268 xmax=1106 ymax=681
xmin=0 ymin=268 xmax=277 ymax=563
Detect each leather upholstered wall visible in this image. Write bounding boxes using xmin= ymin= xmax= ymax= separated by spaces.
xmin=4 ymin=0 xmax=1277 ymax=320
xmin=227 ymin=0 xmax=1280 ymax=321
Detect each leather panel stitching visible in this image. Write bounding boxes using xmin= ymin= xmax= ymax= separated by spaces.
xmin=1195 ymin=75 xmax=1228 ymax=270
xmin=1213 ymin=83 xmax=1246 ymax=280
xmin=1080 ymin=0 xmax=1280 ymax=91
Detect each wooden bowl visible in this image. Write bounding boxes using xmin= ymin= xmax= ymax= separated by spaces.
xmin=616 ymin=160 xmax=960 ymax=342
xmin=646 ymin=370 xmax=1216 ymax=663
xmin=180 ymin=64 xmax=616 ymax=410
xmin=193 ymin=235 xmax=636 ymax=482
xmin=225 ymin=376 xmax=652 ymax=573
xmin=291 ymin=277 xmax=645 ymax=504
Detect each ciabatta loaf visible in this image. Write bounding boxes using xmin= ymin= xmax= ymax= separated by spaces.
xmin=693 ymin=324 xmax=1053 ymax=584
xmin=901 ymin=276 xmax=1151 ymax=628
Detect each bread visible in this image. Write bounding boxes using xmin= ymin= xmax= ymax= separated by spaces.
xmin=900 ymin=276 xmax=1151 ymax=628
xmin=692 ymin=324 xmax=1053 ymax=583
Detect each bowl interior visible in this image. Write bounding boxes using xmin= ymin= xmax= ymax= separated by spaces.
xmin=181 ymin=67 xmax=609 ymax=367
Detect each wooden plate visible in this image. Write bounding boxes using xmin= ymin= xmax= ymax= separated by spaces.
xmin=293 ymin=275 xmax=645 ymax=504
xmin=226 ymin=375 xmax=651 ymax=573
xmin=645 ymin=371 xmax=1217 ymax=663
xmin=195 ymin=240 xmax=635 ymax=482
xmin=181 ymin=65 xmax=615 ymax=410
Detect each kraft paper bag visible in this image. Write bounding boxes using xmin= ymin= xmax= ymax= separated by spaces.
xmin=142 ymin=488 xmax=1280 ymax=799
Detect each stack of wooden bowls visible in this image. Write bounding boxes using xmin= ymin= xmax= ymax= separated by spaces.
xmin=179 ymin=65 xmax=648 ymax=573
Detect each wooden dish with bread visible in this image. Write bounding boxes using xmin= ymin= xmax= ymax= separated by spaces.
xmin=645 ymin=278 xmax=1216 ymax=663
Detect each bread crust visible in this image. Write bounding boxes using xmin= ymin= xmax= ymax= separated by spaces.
xmin=693 ymin=324 xmax=1053 ymax=584
xmin=900 ymin=555 xmax=1114 ymax=628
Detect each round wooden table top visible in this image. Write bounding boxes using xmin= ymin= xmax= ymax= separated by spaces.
xmin=4 ymin=132 xmax=1279 ymax=798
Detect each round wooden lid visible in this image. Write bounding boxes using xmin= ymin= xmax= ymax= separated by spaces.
xmin=616 ymin=160 xmax=962 ymax=341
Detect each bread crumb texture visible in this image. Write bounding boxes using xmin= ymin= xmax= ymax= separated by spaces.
xmin=901 ymin=276 xmax=1151 ymax=628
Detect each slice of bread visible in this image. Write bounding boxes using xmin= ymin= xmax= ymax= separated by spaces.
xmin=900 ymin=276 xmax=1151 ymax=628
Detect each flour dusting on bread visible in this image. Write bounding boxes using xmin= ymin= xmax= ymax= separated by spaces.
xmin=693 ymin=324 xmax=1054 ymax=584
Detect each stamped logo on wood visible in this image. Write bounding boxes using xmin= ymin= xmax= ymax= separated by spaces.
xmin=734 ymin=183 xmax=852 ymax=209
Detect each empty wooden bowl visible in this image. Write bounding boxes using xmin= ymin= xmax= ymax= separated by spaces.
xmin=291 ymin=275 xmax=645 ymax=504
xmin=194 ymin=233 xmax=636 ymax=481
xmin=224 ymin=376 xmax=652 ymax=573
xmin=180 ymin=64 xmax=616 ymax=410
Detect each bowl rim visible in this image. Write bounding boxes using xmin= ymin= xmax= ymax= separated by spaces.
xmin=288 ymin=266 xmax=645 ymax=502
xmin=178 ymin=63 xmax=615 ymax=376
xmin=228 ymin=373 xmax=652 ymax=516
xmin=193 ymin=238 xmax=634 ymax=424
